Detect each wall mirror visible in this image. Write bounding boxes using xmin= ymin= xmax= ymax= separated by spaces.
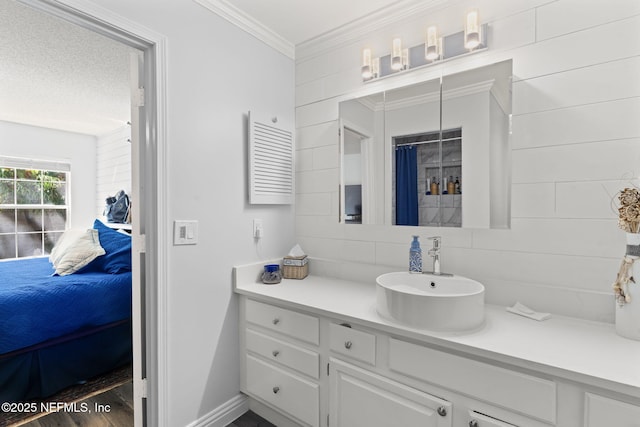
xmin=339 ymin=59 xmax=512 ymax=229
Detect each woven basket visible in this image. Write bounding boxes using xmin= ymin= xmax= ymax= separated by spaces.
xmin=282 ymin=255 xmax=308 ymax=279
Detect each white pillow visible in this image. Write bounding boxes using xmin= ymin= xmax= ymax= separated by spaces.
xmin=49 ymin=229 xmax=106 ymax=276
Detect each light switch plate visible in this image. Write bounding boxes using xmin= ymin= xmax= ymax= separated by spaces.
xmin=174 ymin=220 xmax=198 ymax=245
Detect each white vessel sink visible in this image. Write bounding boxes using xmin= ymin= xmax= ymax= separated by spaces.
xmin=376 ymin=271 xmax=485 ymax=331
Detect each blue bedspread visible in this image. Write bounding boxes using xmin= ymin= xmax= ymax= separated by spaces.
xmin=0 ymin=257 xmax=131 ymax=355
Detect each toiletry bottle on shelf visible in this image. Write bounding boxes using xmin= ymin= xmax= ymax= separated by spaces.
xmin=430 ymin=177 xmax=438 ymax=195
xmin=443 ymin=176 xmax=448 ymax=194
xmin=426 ymin=178 xmax=431 ymax=195
xmin=455 ymin=177 xmax=461 ymax=194
xmin=409 ymin=235 xmax=422 ymax=273
xmin=447 ymin=176 xmax=455 ymax=195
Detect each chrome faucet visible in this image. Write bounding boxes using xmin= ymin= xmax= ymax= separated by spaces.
xmin=427 ymin=236 xmax=441 ymax=275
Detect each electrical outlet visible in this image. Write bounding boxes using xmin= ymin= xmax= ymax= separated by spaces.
xmin=253 ymin=219 xmax=263 ymax=239
xmin=174 ymin=220 xmax=198 ymax=245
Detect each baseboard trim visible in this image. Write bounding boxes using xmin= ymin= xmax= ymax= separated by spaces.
xmin=186 ymin=393 xmax=249 ymax=427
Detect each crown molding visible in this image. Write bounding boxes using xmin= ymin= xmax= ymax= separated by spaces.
xmin=193 ymin=0 xmax=295 ymax=59
xmin=296 ymin=0 xmax=448 ymax=62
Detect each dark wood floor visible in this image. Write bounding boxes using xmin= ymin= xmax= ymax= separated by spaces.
xmin=229 ymin=410 xmax=276 ymax=427
xmin=20 ymin=381 xmax=133 ymax=427
xmin=18 ymin=381 xmax=274 ymax=427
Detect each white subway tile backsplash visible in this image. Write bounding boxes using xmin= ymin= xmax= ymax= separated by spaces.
xmin=513 ymin=56 xmax=640 ymax=115
xmin=296 ymin=192 xmax=333 ymax=216
xmin=472 ymin=218 xmax=621 ymax=258
xmin=296 ymin=78 xmax=326 ymax=107
xmin=512 ymin=138 xmax=640 ymax=183
xmin=296 ymin=168 xmax=339 ymax=194
xmin=443 ymin=247 xmax=619 ymax=293
xmin=536 ymin=0 xmax=640 ymax=42
xmin=484 ymin=277 xmax=614 ymax=323
xmin=297 ymin=122 xmax=338 ymax=150
xmin=296 ymin=99 xmax=339 ymax=128
xmin=555 ymin=180 xmax=629 ymax=219
xmin=512 ymin=14 xmax=640 ymax=81
xmin=512 ymin=97 xmax=640 ymax=150
xmin=296 ymin=216 xmax=343 ymax=240
xmin=295 ymin=148 xmax=313 ymax=172
xmin=511 ymin=183 xmax=556 ymax=218
xmin=296 ymin=236 xmax=341 ymax=260
xmin=341 ymin=239 xmax=376 ymax=264
xmin=488 ymin=9 xmax=536 ymax=52
xmin=374 ymin=241 xmax=407 ymax=268
xmin=312 ymin=145 xmax=339 ymax=170
xmin=296 ymin=53 xmax=334 ymax=86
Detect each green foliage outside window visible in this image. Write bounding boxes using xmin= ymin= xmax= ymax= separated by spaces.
xmin=0 ymin=167 xmax=68 ymax=259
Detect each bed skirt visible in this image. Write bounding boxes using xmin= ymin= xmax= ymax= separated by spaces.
xmin=0 ymin=319 xmax=132 ymax=402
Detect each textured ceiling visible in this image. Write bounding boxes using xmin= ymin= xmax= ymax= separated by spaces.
xmin=0 ymin=0 xmax=413 ymax=136
xmin=0 ymin=0 xmax=136 ymax=136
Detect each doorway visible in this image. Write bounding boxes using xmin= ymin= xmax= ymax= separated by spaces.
xmin=12 ymin=1 xmax=167 ymax=425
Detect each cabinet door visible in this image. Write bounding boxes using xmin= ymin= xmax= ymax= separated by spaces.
xmin=330 ymin=358 xmax=452 ymax=427
xmin=585 ymin=393 xmax=640 ymax=427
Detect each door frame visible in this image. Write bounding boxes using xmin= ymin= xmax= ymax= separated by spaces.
xmin=18 ymin=1 xmax=169 ymax=425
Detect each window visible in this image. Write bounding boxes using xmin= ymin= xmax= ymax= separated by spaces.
xmin=0 ymin=161 xmax=69 ymax=259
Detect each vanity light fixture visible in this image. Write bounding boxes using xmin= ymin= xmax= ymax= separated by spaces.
xmin=464 ymin=9 xmax=481 ymax=50
xmin=362 ymin=48 xmax=380 ymax=81
xmin=391 ymin=38 xmax=403 ymax=71
xmin=361 ymin=10 xmax=487 ymax=82
xmin=425 ymin=25 xmax=440 ymax=60
xmin=362 ymin=48 xmax=373 ymax=80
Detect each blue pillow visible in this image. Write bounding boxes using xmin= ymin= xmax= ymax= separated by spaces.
xmin=84 ymin=219 xmax=132 ymax=274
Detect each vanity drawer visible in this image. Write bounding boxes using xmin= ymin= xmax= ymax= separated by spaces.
xmin=329 ymin=323 xmax=376 ymax=365
xmin=388 ymin=338 xmax=556 ymax=424
xmin=246 ymin=354 xmax=320 ymax=427
xmin=246 ymin=299 xmax=319 ymax=345
xmin=585 ymin=393 xmax=640 ymax=426
xmin=468 ymin=411 xmax=519 ymax=427
xmin=246 ymin=328 xmax=319 ymax=379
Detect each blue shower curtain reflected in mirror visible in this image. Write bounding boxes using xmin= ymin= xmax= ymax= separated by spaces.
xmin=395 ymin=145 xmax=418 ymax=226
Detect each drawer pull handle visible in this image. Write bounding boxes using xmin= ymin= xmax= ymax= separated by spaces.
xmin=272 ymin=350 xmax=280 ymax=357
xmin=469 ymin=420 xmax=478 ymax=427
xmin=272 ymin=318 xmax=280 ymax=325
xmin=272 ymin=386 xmax=280 ymax=394
xmin=437 ymin=406 xmax=447 ymax=417
xmin=344 ymin=341 xmax=352 ymax=349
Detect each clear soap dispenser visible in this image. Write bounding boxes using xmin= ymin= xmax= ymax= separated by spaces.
xmin=409 ymin=235 xmax=422 ymax=273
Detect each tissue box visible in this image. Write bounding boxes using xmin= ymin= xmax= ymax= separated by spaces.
xmin=282 ymin=255 xmax=308 ymax=279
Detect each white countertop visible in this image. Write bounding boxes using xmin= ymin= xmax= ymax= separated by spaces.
xmin=234 ymin=263 xmax=640 ymax=397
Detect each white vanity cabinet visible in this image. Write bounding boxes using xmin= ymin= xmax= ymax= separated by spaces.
xmin=327 ymin=324 xmax=549 ymax=427
xmin=237 ymin=292 xmax=640 ymax=427
xmin=240 ymin=299 xmax=321 ymax=427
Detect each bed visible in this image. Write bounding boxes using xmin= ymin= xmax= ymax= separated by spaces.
xmin=0 ymin=220 xmax=133 ymax=402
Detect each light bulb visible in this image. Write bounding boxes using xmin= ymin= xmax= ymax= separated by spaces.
xmin=465 ymin=10 xmax=481 ymax=50
xmin=391 ymin=38 xmax=403 ymax=71
xmin=361 ymin=48 xmax=372 ymax=80
xmin=425 ymin=26 xmax=439 ymax=60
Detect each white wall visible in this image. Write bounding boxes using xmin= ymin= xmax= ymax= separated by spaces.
xmin=63 ymin=1 xmax=296 ymax=426
xmin=295 ymin=0 xmax=640 ymax=323
xmin=0 ymin=120 xmax=97 ymax=228
xmin=96 ymin=126 xmax=131 ymax=217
